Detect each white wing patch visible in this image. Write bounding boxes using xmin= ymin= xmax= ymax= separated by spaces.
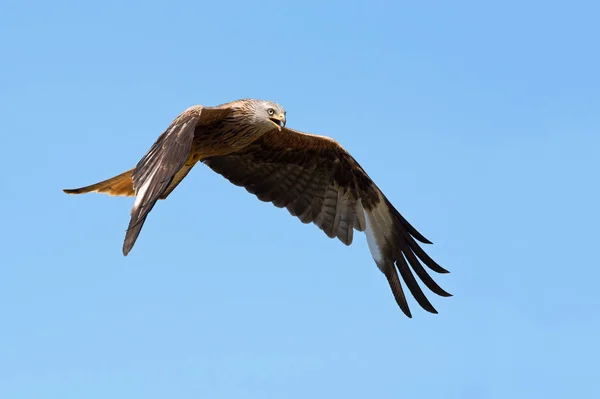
xmin=363 ymin=198 xmax=393 ymax=270
xmin=365 ymin=212 xmax=383 ymax=264
xmin=133 ymin=167 xmax=159 ymax=210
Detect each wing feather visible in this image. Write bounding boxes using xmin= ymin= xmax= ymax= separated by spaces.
xmin=203 ymin=127 xmax=450 ymax=317
xmin=123 ymin=105 xmax=231 ymax=255
xmin=123 ymin=111 xmax=200 ymax=255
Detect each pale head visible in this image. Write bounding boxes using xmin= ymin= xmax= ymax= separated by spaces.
xmin=235 ymin=99 xmax=287 ymax=131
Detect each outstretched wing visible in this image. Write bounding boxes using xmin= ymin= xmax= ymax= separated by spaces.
xmin=202 ymin=127 xmax=451 ymax=317
xmin=123 ymin=105 xmax=230 ymax=256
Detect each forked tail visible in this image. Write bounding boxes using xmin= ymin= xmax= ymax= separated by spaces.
xmin=63 ymin=169 xmax=135 ymax=197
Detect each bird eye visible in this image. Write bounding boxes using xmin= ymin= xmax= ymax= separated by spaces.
xmin=267 ymin=108 xmax=275 ymax=116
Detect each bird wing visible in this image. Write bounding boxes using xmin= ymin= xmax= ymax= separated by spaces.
xmin=202 ymin=127 xmax=451 ymax=317
xmin=123 ymin=105 xmax=231 ymax=256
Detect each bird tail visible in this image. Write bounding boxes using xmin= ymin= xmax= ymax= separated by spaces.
xmin=63 ymin=169 xmax=135 ymax=197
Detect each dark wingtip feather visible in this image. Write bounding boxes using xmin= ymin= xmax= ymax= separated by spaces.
xmin=383 ymin=197 xmax=433 ymax=244
xmin=122 ymin=234 xmax=133 ymax=256
xmin=383 ymin=266 xmax=413 ymax=318
xmin=395 ymin=256 xmax=438 ymax=314
xmin=404 ymin=234 xmax=450 ymax=274
xmin=401 ymin=248 xmax=453 ymax=297
xmin=122 ymin=210 xmax=150 ymax=257
xmin=415 ymin=235 xmax=433 ymax=245
xmin=398 ymin=301 xmax=413 ymax=318
xmin=436 ymin=290 xmax=452 ymax=298
xmin=122 ymin=229 xmax=138 ymax=256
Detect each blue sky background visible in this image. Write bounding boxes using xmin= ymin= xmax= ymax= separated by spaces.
xmin=1 ymin=1 xmax=599 ymax=398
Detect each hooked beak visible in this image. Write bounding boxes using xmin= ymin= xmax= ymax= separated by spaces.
xmin=269 ymin=113 xmax=286 ymax=130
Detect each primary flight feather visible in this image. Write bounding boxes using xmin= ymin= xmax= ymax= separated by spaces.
xmin=63 ymin=99 xmax=451 ymax=317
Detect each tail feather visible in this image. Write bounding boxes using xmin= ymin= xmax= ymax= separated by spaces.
xmin=63 ymin=169 xmax=135 ymax=197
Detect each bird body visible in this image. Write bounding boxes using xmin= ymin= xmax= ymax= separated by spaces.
xmin=64 ymin=99 xmax=451 ymax=317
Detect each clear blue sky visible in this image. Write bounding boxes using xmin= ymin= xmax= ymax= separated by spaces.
xmin=1 ymin=1 xmax=599 ymax=398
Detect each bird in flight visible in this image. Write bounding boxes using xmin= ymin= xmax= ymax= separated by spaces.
xmin=63 ymin=99 xmax=451 ymax=317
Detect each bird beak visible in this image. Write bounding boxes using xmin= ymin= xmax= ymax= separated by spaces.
xmin=270 ymin=113 xmax=286 ymax=130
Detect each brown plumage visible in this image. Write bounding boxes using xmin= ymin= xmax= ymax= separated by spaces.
xmin=63 ymin=98 xmax=451 ymax=317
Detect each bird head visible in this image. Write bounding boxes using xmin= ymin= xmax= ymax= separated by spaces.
xmin=232 ymin=99 xmax=287 ymax=132
xmin=253 ymin=100 xmax=286 ymax=131
xmin=266 ymin=106 xmax=286 ymax=130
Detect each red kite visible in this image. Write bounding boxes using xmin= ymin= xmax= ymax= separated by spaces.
xmin=64 ymin=99 xmax=451 ymax=317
